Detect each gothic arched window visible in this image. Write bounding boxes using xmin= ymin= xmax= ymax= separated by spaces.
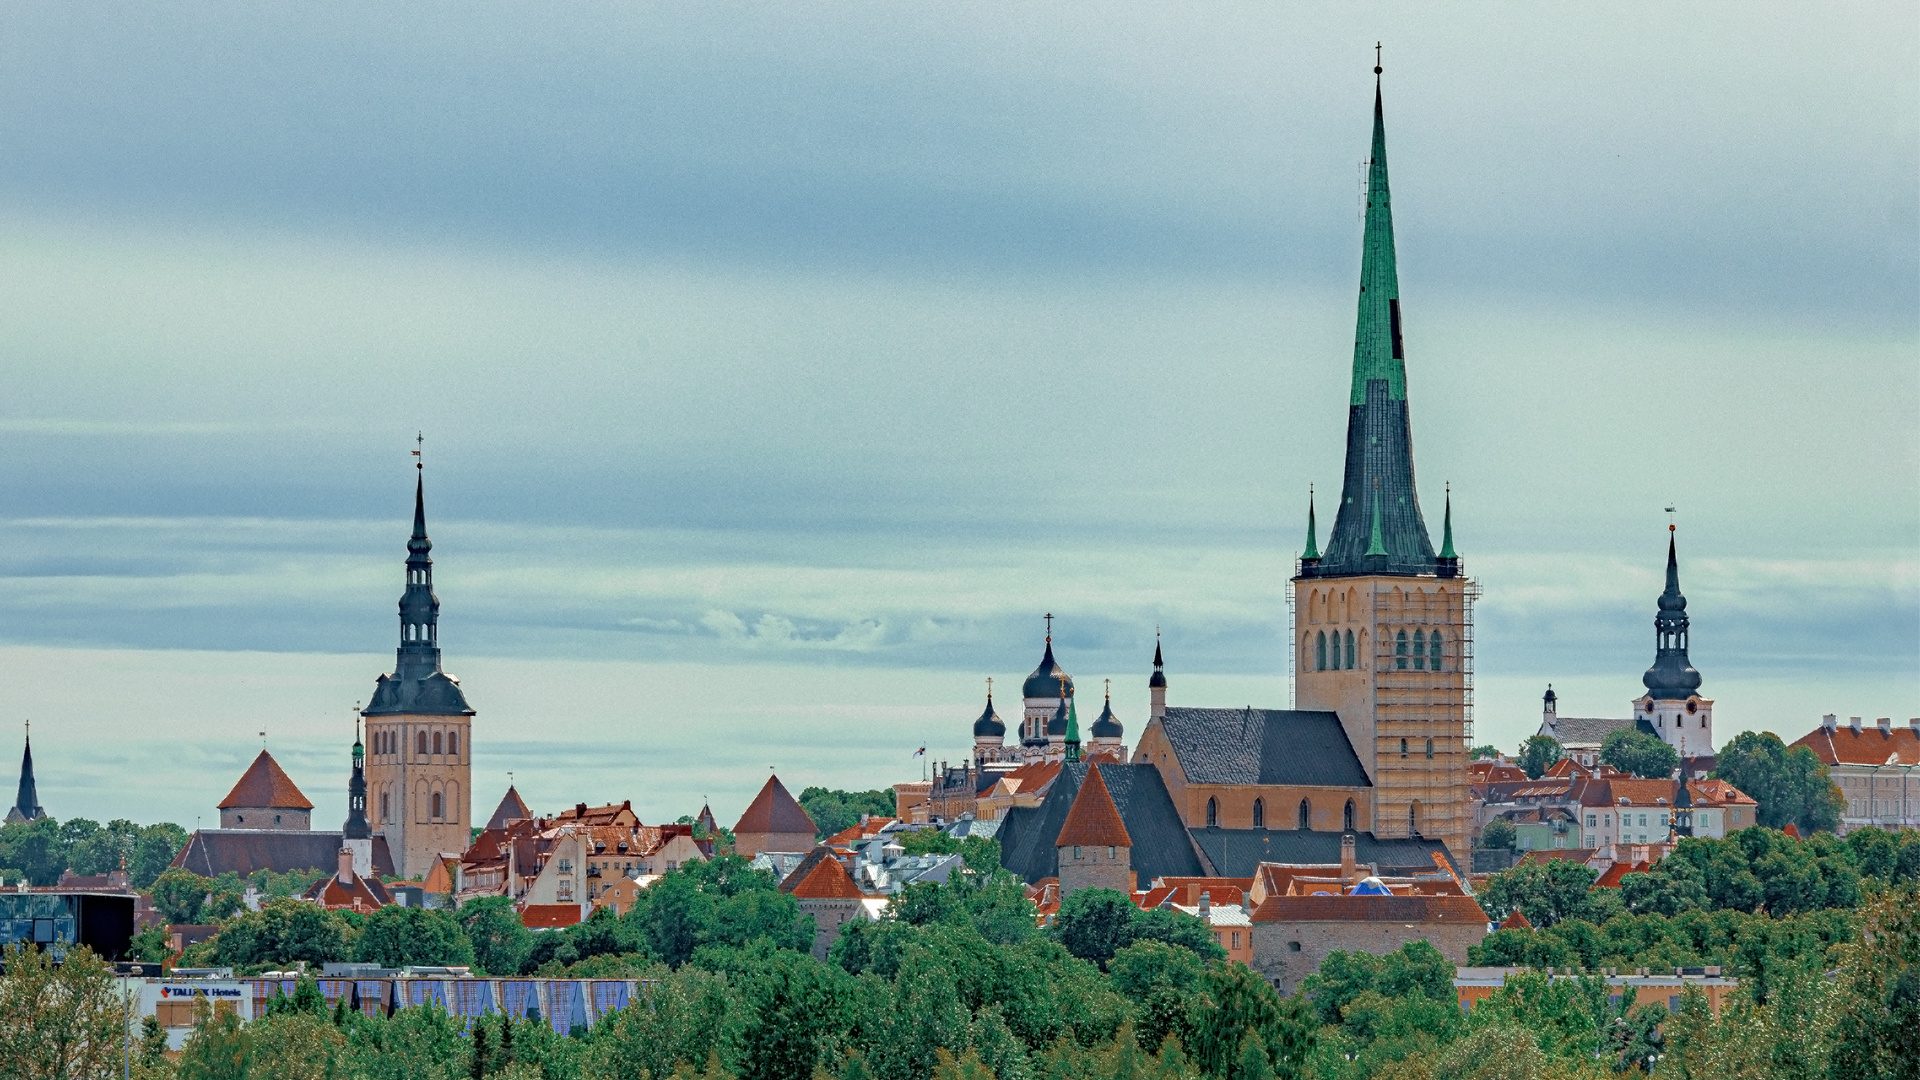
xmin=1343 ymin=800 xmax=1355 ymax=831
xmin=1345 ymin=630 xmax=1356 ymax=669
xmin=448 ymin=731 xmax=458 ymax=757
xmin=1298 ymin=799 xmax=1311 ymax=830
xmin=1425 ymin=738 xmax=1434 ymax=759
xmin=1400 ymin=738 xmax=1408 ymax=757
xmin=1409 ymin=801 xmax=1421 ymax=836
xmin=417 ymin=731 xmax=428 ymax=756
xmin=431 ymin=792 xmax=443 ymax=819
xmin=380 ymin=793 xmax=390 ymax=821
xmin=1412 ymin=630 xmax=1426 ymax=670
xmin=433 ymin=731 xmax=443 ymax=755
xmin=1253 ymin=798 xmax=1265 ymax=828
xmin=1315 ymin=632 xmax=1327 ymax=671
xmin=1395 ymin=630 xmax=1409 ymax=669
xmin=1206 ymin=798 xmax=1218 ymax=828
xmin=1430 ymin=632 xmax=1444 ymax=671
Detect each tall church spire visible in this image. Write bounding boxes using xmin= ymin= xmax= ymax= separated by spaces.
xmin=365 ymin=461 xmax=474 ymax=719
xmin=344 ymin=716 xmax=371 ymax=840
xmin=1642 ymin=526 xmax=1702 ymax=699
xmin=5 ymin=727 xmax=45 ymax=824
xmin=1313 ymin=63 xmax=1439 ymax=578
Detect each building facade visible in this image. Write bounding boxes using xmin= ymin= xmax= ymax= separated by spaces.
xmin=362 ymin=472 xmax=475 ymax=880
xmin=1793 ymin=714 xmax=1920 ymax=832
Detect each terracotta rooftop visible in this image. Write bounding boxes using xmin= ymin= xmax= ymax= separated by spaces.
xmin=1593 ymin=861 xmax=1651 ymax=889
xmin=553 ymin=800 xmax=640 ymax=827
xmin=1686 ymin=779 xmax=1755 ymax=806
xmin=1500 ymin=909 xmax=1533 ymax=930
xmin=734 ymin=775 xmax=817 ymax=837
xmin=1054 ymin=764 xmax=1132 ymax=849
xmin=780 ymin=849 xmax=867 ymax=900
xmin=1793 ymin=723 xmax=1920 ymax=767
xmin=218 ymin=750 xmax=313 ymax=810
xmin=521 ymin=903 xmax=583 ymax=929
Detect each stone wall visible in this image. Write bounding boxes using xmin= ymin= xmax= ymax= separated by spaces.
xmin=1250 ymin=894 xmax=1488 ymax=994
xmin=798 ymin=897 xmax=865 ymax=960
xmin=1056 ymin=842 xmax=1132 ymax=896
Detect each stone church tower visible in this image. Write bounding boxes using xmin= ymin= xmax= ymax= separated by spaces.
xmin=362 ymin=470 xmax=474 ymax=879
xmin=1292 ymin=71 xmax=1474 ymax=859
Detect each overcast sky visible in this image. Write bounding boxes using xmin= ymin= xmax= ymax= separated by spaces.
xmin=0 ymin=2 xmax=1914 ymax=831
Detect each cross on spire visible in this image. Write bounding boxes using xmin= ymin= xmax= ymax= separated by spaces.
xmin=413 ymin=431 xmax=424 ymax=471
xmin=1375 ymin=42 xmax=1382 ymax=75
xmin=1045 ymin=613 xmax=1053 ymax=642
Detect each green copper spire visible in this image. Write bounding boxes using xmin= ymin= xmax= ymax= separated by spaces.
xmin=1439 ymin=485 xmax=1456 ymax=559
xmin=1303 ymin=486 xmax=1320 ymax=560
xmin=1310 ymin=60 xmax=1439 ymax=579
xmin=1349 ymin=78 xmax=1406 ymax=407
xmin=1064 ymin=695 xmax=1082 ymax=762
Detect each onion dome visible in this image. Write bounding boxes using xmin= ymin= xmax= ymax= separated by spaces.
xmin=1149 ymin=638 xmax=1166 ymax=689
xmin=1642 ymin=530 xmax=1703 ymax=699
xmin=1543 ymin=684 xmax=1556 ymax=707
xmin=1047 ymin=693 xmax=1070 ymax=738
xmin=1091 ymin=685 xmax=1123 ymax=740
xmin=1023 ymin=636 xmax=1073 ymax=700
xmin=972 ymin=683 xmax=1005 ymax=739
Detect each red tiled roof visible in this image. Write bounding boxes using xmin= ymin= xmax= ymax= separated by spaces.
xmin=734 ymin=775 xmax=817 ymax=836
xmin=521 ymin=903 xmax=583 ymax=928
xmin=1499 ymin=909 xmax=1533 ymax=930
xmin=554 ymin=800 xmax=639 ymax=826
xmin=1593 ymin=861 xmax=1651 ymax=889
xmin=303 ymin=871 xmax=391 ymax=911
xmin=1783 ymin=823 xmax=1801 ymax=839
xmin=1249 ymin=892 xmax=1486 ymax=924
xmin=1686 ymin=779 xmax=1755 ymax=806
xmin=824 ymin=817 xmax=897 ymax=848
xmin=1055 ymin=765 xmax=1132 ymax=848
xmin=218 ymin=751 xmax=313 ymax=810
xmin=1792 ymin=724 xmax=1920 ymax=767
xmin=780 ymin=850 xmax=866 ymax=900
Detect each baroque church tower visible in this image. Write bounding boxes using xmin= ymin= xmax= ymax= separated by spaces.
xmin=1293 ymin=67 xmax=1474 ymax=859
xmin=361 ymin=468 xmax=475 ymax=879
xmin=1636 ymin=527 xmax=1713 ymax=760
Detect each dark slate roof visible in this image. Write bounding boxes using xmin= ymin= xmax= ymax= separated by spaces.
xmin=1188 ymin=828 xmax=1460 ymax=878
xmin=485 ymin=786 xmax=532 ymax=830
xmin=997 ymin=763 xmax=1204 ymax=888
xmin=364 ymin=671 xmax=474 ymax=717
xmin=1545 ymin=715 xmax=1658 ymax=746
xmin=1158 ymin=708 xmax=1370 ymax=788
xmin=171 ymin=830 xmax=397 ymax=879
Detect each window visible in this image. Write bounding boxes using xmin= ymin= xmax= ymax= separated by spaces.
xmin=1073 ymin=846 xmax=1081 ymax=859
xmin=1206 ymin=798 xmax=1218 ymax=827
xmin=1298 ymin=799 xmax=1311 ymax=830
xmin=1346 ymin=630 xmax=1356 ymax=669
xmin=448 ymin=731 xmax=458 ymax=756
xmin=433 ymin=731 xmax=443 ymax=755
xmin=1396 ymin=630 xmax=1409 ymax=669
xmin=1108 ymin=846 xmax=1116 ymax=859
xmin=417 ymin=731 xmax=428 ymax=756
xmin=1425 ymin=738 xmax=1434 ymax=759
xmin=1344 ymin=800 xmax=1355 ymax=831
xmin=1232 ymin=931 xmax=1241 ymax=950
xmin=1731 ymin=809 xmax=1742 ymax=824
xmin=1413 ymin=630 xmax=1426 ymax=670
xmin=382 ymin=793 xmax=390 ymax=821
xmin=1288 ymin=941 xmax=1302 ymax=953
xmin=431 ymin=792 xmax=442 ymax=819
xmin=1315 ymin=631 xmax=1327 ymax=671
xmin=1400 ymin=738 xmax=1409 ymax=757
xmin=1586 ymin=814 xmax=1596 ymax=827
xmin=1409 ymin=802 xmax=1420 ymax=836
xmin=1430 ymin=633 xmax=1443 ymax=671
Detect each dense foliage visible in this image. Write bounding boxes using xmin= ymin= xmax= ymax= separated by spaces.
xmin=1599 ymin=730 xmax=1679 ymax=780
xmin=1712 ymin=731 xmax=1845 ymax=835
xmin=0 ymin=815 xmax=186 ymax=887
xmin=798 ymin=788 xmax=898 ymax=842
xmin=1518 ymin=735 xmax=1562 ymax=780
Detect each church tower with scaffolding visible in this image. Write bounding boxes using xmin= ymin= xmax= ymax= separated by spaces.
xmin=1292 ymin=63 xmax=1476 ymax=859
xmin=361 ymin=465 xmax=475 ymax=879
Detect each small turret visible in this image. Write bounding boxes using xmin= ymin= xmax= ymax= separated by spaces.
xmin=1149 ymin=636 xmax=1167 ymax=720
xmin=5 ymin=727 xmax=45 ymax=824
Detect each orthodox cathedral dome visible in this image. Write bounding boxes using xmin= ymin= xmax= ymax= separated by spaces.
xmin=1023 ymin=638 xmax=1073 ymax=700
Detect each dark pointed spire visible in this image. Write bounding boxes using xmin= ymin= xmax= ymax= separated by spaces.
xmin=1439 ymin=485 xmax=1456 ymax=559
xmin=1149 ymin=633 xmax=1166 ymax=690
xmin=365 ymin=451 xmax=474 ymax=718
xmin=1643 ymin=525 xmax=1702 ymax=700
xmin=1303 ymin=486 xmax=1321 ymax=561
xmin=1063 ymin=693 xmax=1082 ymax=762
xmin=1311 ymin=61 xmax=1439 ymax=578
xmin=344 ymin=714 xmax=371 ymax=839
xmin=6 ymin=726 xmax=45 ymax=824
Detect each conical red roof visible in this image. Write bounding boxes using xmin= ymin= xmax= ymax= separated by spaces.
xmin=1055 ymin=765 xmax=1131 ymax=848
xmin=218 ymin=750 xmax=312 ymax=810
xmin=1499 ymin=909 xmax=1534 ymax=930
xmin=734 ymin=775 xmax=816 ymax=836
xmin=780 ymin=848 xmax=866 ymax=899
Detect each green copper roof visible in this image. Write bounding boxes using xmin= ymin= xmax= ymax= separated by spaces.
xmin=1439 ymin=488 xmax=1456 ymax=559
xmin=1303 ymin=490 xmax=1320 ymax=560
xmin=1350 ymin=84 xmax=1406 ymax=407
xmin=1309 ymin=74 xmax=1441 ymax=580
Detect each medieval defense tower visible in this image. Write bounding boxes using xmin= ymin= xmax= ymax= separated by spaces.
xmin=1292 ymin=67 xmax=1475 ymax=859
xmin=361 ymin=468 xmax=475 ymax=879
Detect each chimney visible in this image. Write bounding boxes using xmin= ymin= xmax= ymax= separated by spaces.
xmin=1850 ymin=717 xmax=1862 ymax=734
xmin=1197 ymin=890 xmax=1211 ymax=918
xmin=1877 ymin=717 xmax=1892 ymax=735
xmin=1910 ymin=718 xmax=1919 ymax=734
xmin=1340 ymin=832 xmax=1357 ymax=882
xmin=337 ymin=847 xmax=354 ymax=888
xmin=1823 ymin=713 xmax=1837 ymax=732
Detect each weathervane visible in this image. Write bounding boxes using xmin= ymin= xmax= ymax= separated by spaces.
xmin=1044 ymin=612 xmax=1053 ymax=643
xmin=1665 ymin=504 xmax=1677 ymax=533
xmin=1375 ymin=42 xmax=1383 ymax=75
xmin=413 ymin=432 xmax=424 ymax=472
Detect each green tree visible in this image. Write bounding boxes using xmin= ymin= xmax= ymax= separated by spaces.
xmin=1050 ymin=889 xmax=1141 ymax=969
xmin=1475 ymin=858 xmax=1602 ymax=928
xmin=1300 ymin=939 xmax=1455 ymax=1026
xmin=354 ymin=905 xmax=475 ymax=969
xmin=151 ymin=867 xmax=211 ymax=924
xmin=1620 ymin=859 xmax=1710 ymax=916
xmin=176 ymin=1002 xmax=252 ymax=1080
xmin=1182 ymin=963 xmax=1315 ymax=1080
xmin=1713 ymin=731 xmax=1844 ymax=835
xmin=1479 ymin=817 xmax=1517 ymax=851
xmin=727 ymin=944 xmax=859 ymax=1080
xmin=797 ymin=787 xmax=897 ymax=842
xmin=343 ymin=1000 xmax=470 ymax=1080
xmin=1469 ymin=745 xmax=1501 ymax=761
xmin=1827 ymin=884 xmax=1919 ymax=1079
xmin=1518 ymin=735 xmax=1563 ymax=780
xmin=209 ymin=898 xmax=355 ymax=971
xmin=459 ymin=894 xmax=534 ymax=975
xmin=0 ymin=816 xmax=69 ymax=885
xmin=1601 ymin=729 xmax=1680 ymax=779
xmin=131 ymin=823 xmax=190 ymax=888
xmin=0 ymin=943 xmax=134 ymax=1080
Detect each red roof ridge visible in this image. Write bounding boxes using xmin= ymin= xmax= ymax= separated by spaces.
xmin=217 ymin=750 xmax=313 ymax=810
xmin=781 ymin=850 xmax=866 ymax=900
xmin=1055 ymin=765 xmax=1132 ymax=849
xmin=1499 ymin=909 xmax=1533 ymax=930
